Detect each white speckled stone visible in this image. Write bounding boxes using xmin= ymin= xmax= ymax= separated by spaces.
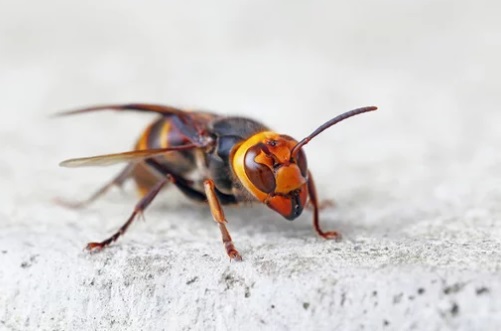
xmin=1 ymin=1 xmax=501 ymax=330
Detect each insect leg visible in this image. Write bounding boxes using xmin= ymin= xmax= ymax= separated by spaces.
xmin=307 ymin=172 xmax=341 ymax=240
xmin=203 ymin=179 xmax=242 ymax=261
xmin=86 ymin=175 xmax=171 ymax=251
xmin=55 ymin=163 xmax=135 ymax=209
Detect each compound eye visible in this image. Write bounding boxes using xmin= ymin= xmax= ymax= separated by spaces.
xmin=244 ymin=145 xmax=276 ymax=194
xmin=295 ymin=148 xmax=308 ymax=177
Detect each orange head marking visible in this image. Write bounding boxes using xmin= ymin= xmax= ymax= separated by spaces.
xmin=232 ymin=132 xmax=309 ymax=220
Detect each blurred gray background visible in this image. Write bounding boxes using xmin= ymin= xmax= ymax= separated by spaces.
xmin=1 ymin=1 xmax=501 ymax=330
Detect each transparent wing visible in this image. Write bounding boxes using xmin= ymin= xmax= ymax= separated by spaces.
xmin=60 ymin=144 xmax=198 ymax=168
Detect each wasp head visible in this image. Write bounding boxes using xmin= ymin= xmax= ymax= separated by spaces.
xmin=231 ymin=107 xmax=378 ymax=220
xmin=232 ymin=132 xmax=309 ymax=220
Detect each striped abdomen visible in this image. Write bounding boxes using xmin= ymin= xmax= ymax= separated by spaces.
xmin=131 ymin=116 xmax=200 ymax=196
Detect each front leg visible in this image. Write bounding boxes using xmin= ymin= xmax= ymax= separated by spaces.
xmin=203 ymin=179 xmax=242 ymax=261
xmin=307 ymin=171 xmax=341 ymax=240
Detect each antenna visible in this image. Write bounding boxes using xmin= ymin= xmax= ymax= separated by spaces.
xmin=291 ymin=106 xmax=378 ymax=157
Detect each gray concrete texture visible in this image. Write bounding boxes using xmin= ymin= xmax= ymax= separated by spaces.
xmin=1 ymin=1 xmax=501 ymax=330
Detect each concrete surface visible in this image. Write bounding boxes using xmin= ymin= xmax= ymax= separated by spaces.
xmin=1 ymin=1 xmax=501 ymax=330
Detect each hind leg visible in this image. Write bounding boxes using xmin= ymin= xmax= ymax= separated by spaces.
xmin=55 ymin=163 xmax=134 ymax=209
xmin=86 ymin=175 xmax=171 ymax=251
xmin=86 ymin=162 xmax=206 ymax=251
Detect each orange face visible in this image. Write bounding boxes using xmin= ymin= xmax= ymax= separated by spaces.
xmin=232 ymin=132 xmax=309 ymax=220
